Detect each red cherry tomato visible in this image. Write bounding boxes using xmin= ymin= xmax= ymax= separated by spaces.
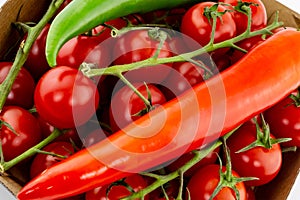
xmin=82 ymin=128 xmax=111 ymax=147
xmin=246 ymin=186 xmax=256 ymax=200
xmin=149 ymin=179 xmax=179 ymax=200
xmin=229 ymin=35 xmax=265 ymax=64
xmin=229 ymin=27 xmax=297 ymax=64
xmin=264 ymin=90 xmax=300 ymax=147
xmin=34 ymin=66 xmax=100 ymax=129
xmin=227 ymin=122 xmax=282 ymax=186
xmin=92 ymin=15 xmax=144 ymax=44
xmin=186 ymin=164 xmax=247 ymax=200
xmin=57 ymin=35 xmax=111 ymax=73
xmin=113 ymin=29 xmax=173 ymax=83
xmin=30 ymin=141 xmax=75 ymax=179
xmin=142 ymin=7 xmax=186 ymax=27
xmin=85 ymin=174 xmax=149 ymax=200
xmin=219 ymin=0 xmax=267 ymax=34
xmin=181 ymin=2 xmax=236 ymax=48
xmin=0 ymin=62 xmax=35 ymax=109
xmin=24 ymin=24 xmax=51 ymax=80
xmin=161 ymin=61 xmax=205 ymax=99
xmin=0 ymin=106 xmax=41 ymax=161
xmin=109 ymin=83 xmax=166 ymax=132
xmin=34 ymin=113 xmax=81 ymax=146
xmin=168 ymin=35 xmax=191 ymax=55
xmin=166 ymin=146 xmax=220 ymax=177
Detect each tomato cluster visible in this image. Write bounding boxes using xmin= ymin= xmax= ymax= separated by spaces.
xmin=1 ymin=0 xmax=299 ymax=200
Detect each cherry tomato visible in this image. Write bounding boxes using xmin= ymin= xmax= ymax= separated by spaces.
xmin=211 ymin=51 xmax=232 ymax=71
xmin=142 ymin=7 xmax=187 ymax=28
xmin=109 ymin=83 xmax=166 ymax=132
xmin=30 ymin=141 xmax=75 ymax=178
xmin=219 ymin=0 xmax=267 ymax=35
xmin=57 ymin=35 xmax=111 ymax=73
xmin=186 ymin=164 xmax=247 ymax=200
xmin=92 ymin=15 xmax=144 ymax=44
xmin=166 ymin=146 xmax=220 ymax=177
xmin=34 ymin=66 xmax=100 ymax=129
xmin=181 ymin=2 xmax=236 ymax=48
xmin=34 ymin=113 xmax=81 ymax=146
xmin=113 ymin=29 xmax=173 ymax=83
xmin=0 ymin=106 xmax=41 ymax=161
xmin=264 ymin=90 xmax=300 ymax=147
xmin=85 ymin=174 xmax=149 ymax=200
xmin=229 ymin=27 xmax=297 ymax=64
xmin=246 ymin=187 xmax=256 ymax=200
xmin=168 ymin=35 xmax=191 ymax=55
xmin=229 ymin=35 xmax=265 ymax=64
xmin=24 ymin=24 xmax=51 ymax=80
xmin=226 ymin=122 xmax=282 ymax=186
xmin=161 ymin=61 xmax=205 ymax=99
xmin=82 ymin=128 xmax=111 ymax=147
xmin=0 ymin=62 xmax=35 ymax=109
xmin=149 ymin=179 xmax=179 ymax=200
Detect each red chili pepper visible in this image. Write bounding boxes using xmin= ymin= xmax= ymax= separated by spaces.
xmin=17 ymin=30 xmax=300 ymax=200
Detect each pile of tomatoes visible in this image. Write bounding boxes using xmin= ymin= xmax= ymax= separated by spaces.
xmin=0 ymin=0 xmax=299 ymax=199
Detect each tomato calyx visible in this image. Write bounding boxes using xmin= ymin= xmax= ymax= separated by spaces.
xmin=236 ymin=115 xmax=291 ymax=153
xmin=234 ymin=1 xmax=258 ymax=15
xmin=106 ymin=178 xmax=135 ymax=197
xmin=203 ymin=3 xmax=230 ymax=25
xmin=132 ymin=83 xmax=155 ymax=117
xmin=208 ymin=139 xmax=257 ymax=200
xmin=288 ymin=87 xmax=300 ymax=107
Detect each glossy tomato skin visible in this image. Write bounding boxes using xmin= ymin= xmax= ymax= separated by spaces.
xmin=82 ymin=128 xmax=111 ymax=147
xmin=264 ymin=92 xmax=300 ymax=147
xmin=34 ymin=66 xmax=99 ymax=129
xmin=30 ymin=141 xmax=75 ymax=179
xmin=0 ymin=62 xmax=35 ymax=109
xmin=227 ymin=122 xmax=282 ymax=186
xmin=187 ymin=164 xmax=247 ymax=200
xmin=24 ymin=24 xmax=51 ymax=80
xmin=85 ymin=174 xmax=149 ymax=200
xmin=113 ymin=29 xmax=173 ymax=83
xmin=219 ymin=0 xmax=267 ymax=35
xmin=0 ymin=106 xmax=41 ymax=161
xmin=181 ymin=2 xmax=236 ymax=48
xmin=57 ymin=35 xmax=111 ymax=73
xmin=161 ymin=61 xmax=205 ymax=99
xmin=34 ymin=113 xmax=81 ymax=146
xmin=229 ymin=35 xmax=265 ymax=64
xmin=109 ymin=83 xmax=166 ymax=132
xmin=92 ymin=16 xmax=144 ymax=44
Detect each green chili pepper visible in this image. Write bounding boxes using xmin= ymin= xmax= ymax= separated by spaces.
xmin=46 ymin=0 xmax=203 ymax=67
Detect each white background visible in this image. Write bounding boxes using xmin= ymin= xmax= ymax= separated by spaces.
xmin=277 ymin=0 xmax=300 ymax=13
xmin=0 ymin=0 xmax=299 ymax=199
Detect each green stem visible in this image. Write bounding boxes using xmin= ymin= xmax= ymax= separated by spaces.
xmin=121 ymin=140 xmax=223 ymax=200
xmin=0 ymin=128 xmax=62 ymax=173
xmin=0 ymin=0 xmax=64 ymax=112
xmin=207 ymin=11 xmax=218 ymax=46
xmin=222 ymin=139 xmax=233 ymax=182
xmin=82 ymin=12 xmax=282 ymax=78
xmin=117 ymin=73 xmax=152 ymax=108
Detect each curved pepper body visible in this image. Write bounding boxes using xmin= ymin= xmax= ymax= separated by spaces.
xmin=46 ymin=0 xmax=202 ymax=66
xmin=18 ymin=30 xmax=300 ymax=199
